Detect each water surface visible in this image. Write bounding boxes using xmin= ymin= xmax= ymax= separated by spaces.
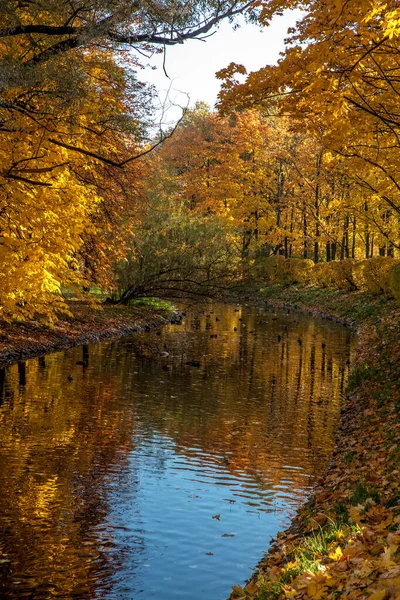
xmin=0 ymin=304 xmax=355 ymax=599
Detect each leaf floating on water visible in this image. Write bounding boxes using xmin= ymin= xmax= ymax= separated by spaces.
xmin=212 ymin=514 xmax=220 ymax=520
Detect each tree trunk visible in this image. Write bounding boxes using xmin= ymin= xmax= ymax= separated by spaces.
xmin=364 ymin=202 xmax=370 ymax=258
xmin=313 ymin=151 xmax=322 ymax=264
xmin=340 ymin=215 xmax=349 ymax=260
xmin=351 ymin=217 xmax=356 ymax=258
xmin=326 ymin=242 xmax=331 ymax=262
xmin=303 ymin=207 xmax=308 ymax=258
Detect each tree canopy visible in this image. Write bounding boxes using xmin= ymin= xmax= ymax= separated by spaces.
xmin=0 ymin=0 xmax=399 ymax=321
xmin=0 ymin=0 xmax=258 ymax=321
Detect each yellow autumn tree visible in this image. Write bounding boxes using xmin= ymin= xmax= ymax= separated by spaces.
xmin=217 ymin=0 xmax=400 ymax=254
xmin=0 ymin=0 xmax=257 ymax=321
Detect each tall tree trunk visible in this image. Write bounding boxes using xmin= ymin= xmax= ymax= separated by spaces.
xmin=274 ymin=159 xmax=284 ymax=255
xmin=313 ymin=150 xmax=322 ymax=264
xmin=303 ymin=205 xmax=308 ymax=258
xmin=340 ymin=215 xmax=349 ymax=260
xmin=326 ymin=242 xmax=331 ymax=262
xmin=351 ymin=217 xmax=356 ymax=258
xmin=364 ymin=202 xmax=370 ymax=258
xmin=288 ymin=206 xmax=294 ymax=259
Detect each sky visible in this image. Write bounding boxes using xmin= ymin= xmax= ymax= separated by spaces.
xmin=141 ymin=9 xmax=301 ymax=125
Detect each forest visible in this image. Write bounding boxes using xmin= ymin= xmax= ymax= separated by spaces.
xmin=0 ymin=0 xmax=399 ymax=323
xmin=1 ymin=3 xmax=400 ymax=600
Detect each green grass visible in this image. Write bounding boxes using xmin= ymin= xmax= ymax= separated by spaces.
xmin=349 ymin=479 xmax=380 ymax=506
xmin=128 ymin=297 xmax=175 ymax=312
xmin=258 ymin=283 xmax=394 ymax=326
xmin=347 ymin=363 xmax=377 ymax=391
xmin=253 ymin=518 xmax=360 ymax=598
xmin=255 ymin=582 xmax=283 ymax=600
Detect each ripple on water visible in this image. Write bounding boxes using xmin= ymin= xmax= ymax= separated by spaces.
xmin=0 ymin=304 xmax=355 ymax=599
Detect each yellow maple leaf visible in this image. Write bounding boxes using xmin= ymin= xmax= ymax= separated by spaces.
xmin=328 ymin=546 xmax=343 ymax=561
xmin=307 ymin=579 xmax=327 ymax=599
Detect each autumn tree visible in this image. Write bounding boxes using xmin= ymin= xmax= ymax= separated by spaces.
xmin=217 ymin=0 xmax=400 ymax=254
xmin=0 ymin=0 xmax=259 ymax=321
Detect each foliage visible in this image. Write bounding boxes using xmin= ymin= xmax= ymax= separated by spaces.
xmin=281 ymin=259 xmax=315 ymax=286
xmin=218 ymin=0 xmax=400 ymax=231
xmin=0 ymin=0 xmax=255 ymax=322
xmin=153 ymin=105 xmax=399 ymax=279
xmin=324 ymin=260 xmax=358 ymax=292
xmin=253 ymin=257 xmax=400 ymax=296
xmin=128 ymin=298 xmax=175 ymax=312
xmin=390 ymin=263 xmax=400 ymax=304
xmin=361 ymin=257 xmax=398 ymax=295
xmin=112 ymin=195 xmax=240 ymax=303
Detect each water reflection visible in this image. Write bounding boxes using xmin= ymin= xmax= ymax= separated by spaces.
xmin=0 ymin=304 xmax=355 ymax=599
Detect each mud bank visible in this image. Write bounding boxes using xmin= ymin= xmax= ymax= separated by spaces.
xmin=0 ymin=301 xmax=178 ymax=368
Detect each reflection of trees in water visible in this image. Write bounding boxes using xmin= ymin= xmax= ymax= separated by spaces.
xmin=0 ymin=306 xmax=354 ymax=598
xmin=0 ymin=346 xmax=143 ymax=599
xmin=115 ymin=306 xmax=353 ymax=492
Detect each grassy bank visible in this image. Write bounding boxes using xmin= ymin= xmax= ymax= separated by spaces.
xmin=230 ymin=285 xmax=400 ymax=600
xmin=0 ymin=299 xmax=176 ymax=368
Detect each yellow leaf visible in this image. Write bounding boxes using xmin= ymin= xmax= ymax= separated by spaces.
xmin=307 ymin=579 xmax=327 ymax=599
xmin=328 ymin=546 xmax=343 ymax=561
xmin=349 ymin=507 xmax=363 ymax=525
xmin=244 ymin=581 xmax=259 ymax=595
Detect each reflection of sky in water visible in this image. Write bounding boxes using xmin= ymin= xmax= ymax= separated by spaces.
xmin=0 ymin=304 xmax=355 ymax=599
xmin=102 ymin=439 xmax=283 ymax=599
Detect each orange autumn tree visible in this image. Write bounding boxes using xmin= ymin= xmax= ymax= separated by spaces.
xmin=156 ymin=105 xmax=294 ymax=258
xmin=0 ymin=44 xmax=149 ymax=321
xmin=153 ymin=105 xmax=375 ymax=264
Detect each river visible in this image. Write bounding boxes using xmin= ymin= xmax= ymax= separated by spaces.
xmin=0 ymin=304 xmax=355 ymax=599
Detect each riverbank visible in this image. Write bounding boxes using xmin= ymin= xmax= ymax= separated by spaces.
xmin=0 ymin=300 xmax=176 ymax=368
xmin=230 ymin=285 xmax=400 ymax=599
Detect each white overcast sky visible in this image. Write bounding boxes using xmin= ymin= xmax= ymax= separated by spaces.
xmin=141 ymin=9 xmax=302 ymax=124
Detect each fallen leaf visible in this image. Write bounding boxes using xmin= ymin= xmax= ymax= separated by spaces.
xmin=328 ymin=546 xmax=343 ymax=561
xmin=307 ymin=578 xmax=327 ymax=599
xmin=368 ymin=590 xmax=386 ymax=600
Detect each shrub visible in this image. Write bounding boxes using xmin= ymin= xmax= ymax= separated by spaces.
xmin=257 ymin=255 xmax=286 ymax=283
xmin=281 ymin=258 xmax=315 ymax=285
xmin=362 ymin=256 xmax=399 ymax=295
xmin=329 ymin=259 xmax=358 ymax=291
xmin=312 ymin=262 xmax=334 ymax=288
xmin=390 ymin=262 xmax=400 ymax=304
xmin=351 ymin=260 xmax=368 ymax=290
xmin=258 ymin=256 xmax=315 ymax=285
xmin=256 ymin=256 xmax=399 ymax=297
